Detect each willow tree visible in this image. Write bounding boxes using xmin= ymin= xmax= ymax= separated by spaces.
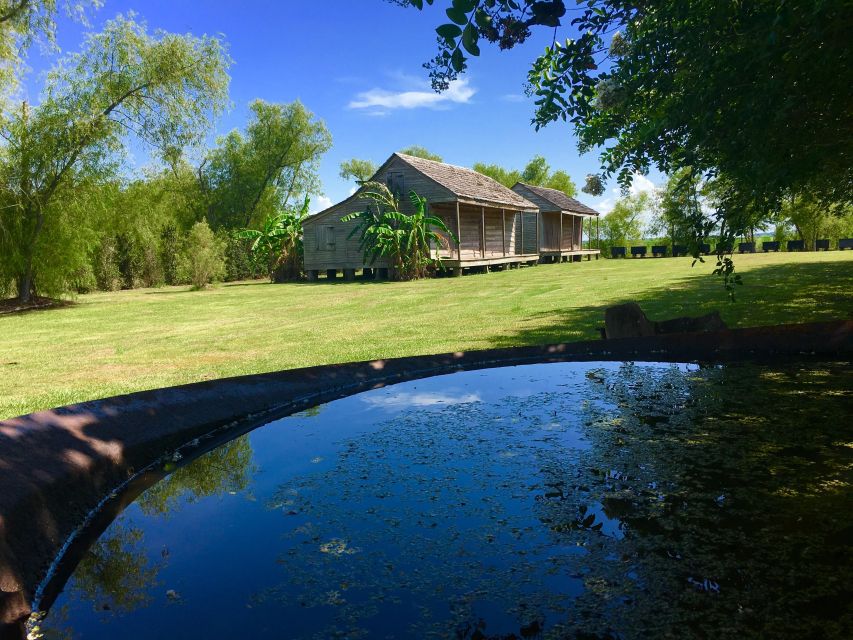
xmin=0 ymin=0 xmax=100 ymax=100
xmin=198 ymin=99 xmax=332 ymax=230
xmin=0 ymin=15 xmax=230 ymax=303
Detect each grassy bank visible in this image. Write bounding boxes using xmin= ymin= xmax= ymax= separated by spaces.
xmin=1 ymin=251 xmax=851 ymax=419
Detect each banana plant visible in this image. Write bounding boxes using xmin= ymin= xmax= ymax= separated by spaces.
xmin=342 ymin=182 xmax=456 ymax=280
xmin=237 ymin=196 xmax=310 ymax=282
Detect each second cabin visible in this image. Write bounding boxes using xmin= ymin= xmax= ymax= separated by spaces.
xmin=511 ymin=182 xmax=601 ymax=262
xmin=303 ymin=153 xmax=541 ymax=280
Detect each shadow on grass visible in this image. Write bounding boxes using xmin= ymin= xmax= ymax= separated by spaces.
xmin=0 ymin=297 xmax=75 ymax=316
xmin=489 ymin=259 xmax=853 ymax=347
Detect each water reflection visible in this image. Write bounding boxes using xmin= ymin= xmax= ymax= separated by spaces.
xmin=36 ymin=361 xmax=852 ymax=639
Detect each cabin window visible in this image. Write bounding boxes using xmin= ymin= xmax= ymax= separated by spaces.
xmin=316 ymin=225 xmax=335 ymax=251
xmin=386 ymin=172 xmax=405 ymax=198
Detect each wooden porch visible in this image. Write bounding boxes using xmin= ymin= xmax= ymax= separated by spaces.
xmin=539 ymin=248 xmax=601 ymax=262
xmin=430 ymin=201 xmax=538 ymax=270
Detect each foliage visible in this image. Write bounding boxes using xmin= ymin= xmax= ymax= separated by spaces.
xmin=178 ymin=220 xmax=225 ymax=289
xmin=398 ymin=0 xmax=853 ymax=284
xmin=0 ymin=15 xmax=230 ymax=302
xmin=399 ymin=145 xmax=442 ymax=161
xmin=648 ymin=168 xmax=710 ymax=248
xmin=221 ymin=230 xmax=257 ymax=282
xmin=474 ymin=154 xmax=577 ymax=196
xmin=160 ymin=224 xmax=182 ymax=286
xmin=0 ymin=0 xmax=100 ymax=100
xmin=237 ymin=196 xmax=310 ymax=282
xmin=781 ymin=195 xmax=853 ymax=250
xmin=342 ymin=182 xmax=455 ymax=280
xmin=199 ymin=99 xmax=331 ymax=230
xmin=339 ymin=157 xmax=377 ymax=184
xmin=599 ymin=192 xmax=649 ymax=254
xmin=472 ymin=162 xmax=521 ymax=189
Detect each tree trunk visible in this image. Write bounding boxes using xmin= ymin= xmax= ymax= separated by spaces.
xmin=16 ymin=261 xmax=34 ymax=304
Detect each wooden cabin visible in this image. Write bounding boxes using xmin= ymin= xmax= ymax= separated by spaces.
xmin=303 ymin=153 xmax=540 ymax=280
xmin=511 ymin=182 xmax=601 ymax=262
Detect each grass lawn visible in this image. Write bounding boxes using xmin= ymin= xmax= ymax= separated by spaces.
xmin=1 ymin=251 xmax=851 ymax=419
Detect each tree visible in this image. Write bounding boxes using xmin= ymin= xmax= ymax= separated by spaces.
xmin=199 ymin=99 xmax=331 ymax=230
xmin=0 ymin=0 xmax=98 ymax=99
xmin=179 ymin=220 xmax=225 ymax=289
xmin=0 ymin=15 xmax=230 ymax=303
xmin=398 ymin=0 xmax=853 ymax=281
xmin=339 ymin=157 xmax=378 ymax=184
xmin=342 ymin=182 xmax=456 ymax=280
xmin=399 ymin=145 xmax=442 ymax=161
xmin=473 ymin=155 xmax=577 ymax=196
xmin=599 ymin=192 xmax=649 ymax=255
xmin=237 ymin=196 xmax=311 ymax=282
xmin=648 ymin=168 xmax=711 ymax=248
xmin=781 ymin=195 xmax=853 ymax=251
xmin=472 ymin=162 xmax=521 ymax=189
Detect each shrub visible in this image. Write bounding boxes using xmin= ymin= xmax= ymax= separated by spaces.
xmin=179 ymin=220 xmax=225 ymax=289
xmin=221 ymin=231 xmax=258 ymax=282
xmin=160 ymin=224 xmax=182 ymax=286
xmin=93 ymin=236 xmax=123 ymax=291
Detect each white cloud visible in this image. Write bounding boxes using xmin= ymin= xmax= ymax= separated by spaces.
xmin=310 ymin=195 xmax=333 ymax=214
xmin=348 ymin=78 xmax=475 ymax=112
xmin=361 ymin=391 xmax=481 ymax=409
xmin=595 ymin=172 xmax=658 ymax=214
xmin=629 ymin=173 xmax=657 ymax=197
xmin=501 ymin=93 xmax=525 ymax=103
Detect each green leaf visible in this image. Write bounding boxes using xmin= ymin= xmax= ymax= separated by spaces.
xmin=436 ymin=23 xmax=462 ymax=41
xmin=474 ymin=9 xmax=492 ymax=30
xmin=446 ymin=7 xmax=468 ymax=25
xmin=462 ymin=24 xmax=480 ymax=56
xmin=453 ymin=0 xmax=476 ymax=12
xmin=451 ymin=48 xmax=465 ymax=72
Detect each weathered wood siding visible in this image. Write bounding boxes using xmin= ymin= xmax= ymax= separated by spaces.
xmin=303 ymin=156 xmax=457 ymax=270
xmin=537 ymin=212 xmax=588 ymax=251
xmin=514 ymin=212 xmax=538 ymax=254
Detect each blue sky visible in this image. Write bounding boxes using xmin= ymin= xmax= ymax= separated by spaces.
xmin=20 ymin=0 xmax=659 ymax=213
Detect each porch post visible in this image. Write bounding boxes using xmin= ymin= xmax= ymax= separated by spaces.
xmin=596 ymin=216 xmax=600 ymax=250
xmin=455 ymin=201 xmax=462 ymax=260
xmin=501 ymin=208 xmax=507 ymax=256
xmin=480 ymin=206 xmax=486 ymax=258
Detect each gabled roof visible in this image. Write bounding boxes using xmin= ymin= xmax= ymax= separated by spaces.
xmin=513 ymin=182 xmax=601 ymax=216
xmin=395 ymin=153 xmax=534 ymax=210
xmin=306 ymin=153 xmax=537 ymax=225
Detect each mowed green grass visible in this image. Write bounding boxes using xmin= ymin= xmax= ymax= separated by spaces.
xmin=1 ymin=251 xmax=851 ymax=419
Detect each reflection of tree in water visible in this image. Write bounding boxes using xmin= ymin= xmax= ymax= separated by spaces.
xmin=69 ymin=520 xmax=161 ymax=615
xmin=533 ymin=361 xmax=853 ymax=639
xmin=39 ymin=434 xmax=256 ymax=637
xmin=137 ymin=435 xmax=255 ymax=516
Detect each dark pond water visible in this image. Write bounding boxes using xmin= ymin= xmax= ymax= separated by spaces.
xmin=32 ymin=361 xmax=852 ymax=639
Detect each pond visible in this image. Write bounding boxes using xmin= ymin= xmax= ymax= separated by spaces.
xmin=31 ymin=360 xmax=852 ymax=639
